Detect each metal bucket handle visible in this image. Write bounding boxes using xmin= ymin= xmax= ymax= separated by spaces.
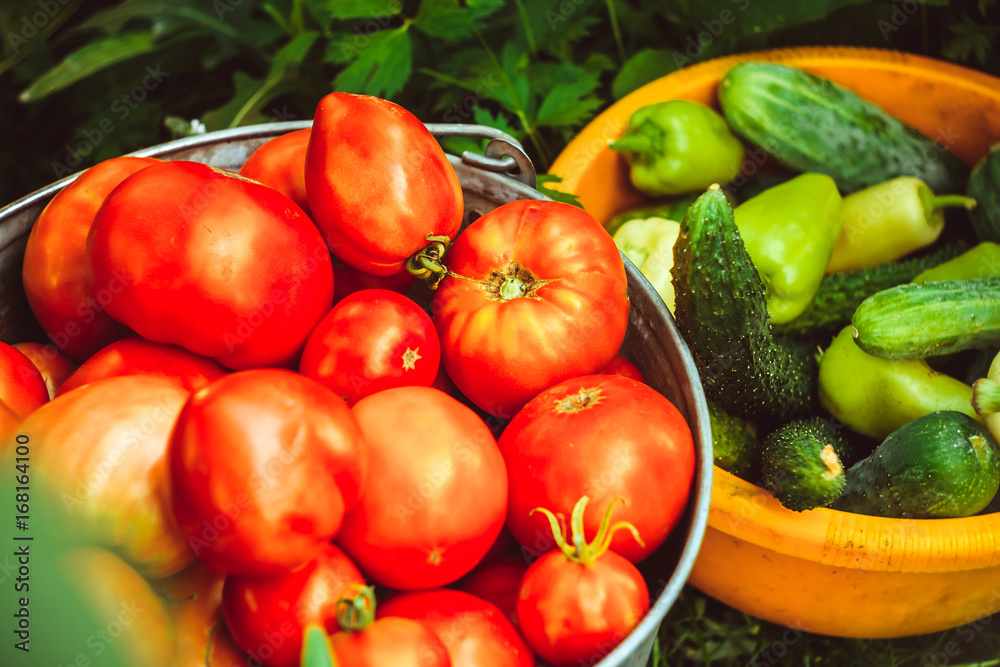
xmin=426 ymin=124 xmax=536 ymax=189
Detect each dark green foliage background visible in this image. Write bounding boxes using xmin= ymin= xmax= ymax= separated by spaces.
xmin=4 ymin=1 xmax=1000 ymax=665
xmin=2 ymin=0 xmax=999 ymax=206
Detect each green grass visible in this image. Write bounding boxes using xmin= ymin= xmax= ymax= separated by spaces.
xmin=650 ymin=586 xmax=1000 ymax=666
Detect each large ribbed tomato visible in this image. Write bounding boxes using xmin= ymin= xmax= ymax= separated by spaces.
xmin=432 ymin=200 xmax=630 ymax=419
xmin=168 ymin=369 xmax=367 ymax=576
xmin=87 ymin=160 xmax=333 ymax=370
xmin=22 ymin=156 xmax=157 ymax=360
xmin=305 ymin=93 xmax=463 ymax=276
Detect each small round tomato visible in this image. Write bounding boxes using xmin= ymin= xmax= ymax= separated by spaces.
xmin=57 ymin=336 xmax=228 ymax=396
xmin=12 ymin=342 xmax=76 ymax=398
xmin=22 ymin=156 xmax=156 ymax=360
xmin=337 ymin=386 xmax=507 ymax=590
xmin=602 ymin=353 xmax=645 ymax=383
xmin=433 ymin=200 xmax=630 ymax=419
xmin=16 ymin=375 xmax=193 ymax=578
xmin=378 ymin=588 xmax=534 ymax=667
xmin=457 ymin=554 xmax=530 ymax=625
xmin=300 ymin=289 xmax=440 ymax=405
xmin=305 ymin=93 xmax=463 ymax=276
xmin=87 ymin=160 xmax=334 ymax=370
xmin=0 ymin=341 xmax=49 ymax=418
xmin=168 ymin=369 xmax=367 ymax=576
xmin=240 ymin=128 xmax=312 ymax=215
xmin=223 ymin=542 xmax=365 ymax=667
xmin=515 ymin=498 xmax=650 ymax=667
xmin=333 ymin=260 xmax=416 ymax=305
xmin=500 ymin=374 xmax=694 ymax=563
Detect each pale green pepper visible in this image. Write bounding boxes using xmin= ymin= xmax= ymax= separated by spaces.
xmin=612 ymin=216 xmax=681 ymax=312
xmin=733 ymin=173 xmax=843 ymax=324
xmin=610 ymin=100 xmax=745 ymax=197
xmin=819 ymin=326 xmax=981 ymax=440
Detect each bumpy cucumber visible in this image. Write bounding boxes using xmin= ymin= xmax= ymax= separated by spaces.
xmin=774 ymin=242 xmax=969 ymax=338
xmin=707 ymin=397 xmax=758 ymax=478
xmin=671 ymin=185 xmax=816 ymax=424
xmin=852 ymin=277 xmax=1000 ymax=359
xmin=968 ymin=143 xmax=1000 ymax=243
xmin=762 ymin=418 xmax=847 ymax=512
xmin=719 ymin=62 xmax=969 ymax=194
xmin=833 ymin=411 xmax=1000 ymax=519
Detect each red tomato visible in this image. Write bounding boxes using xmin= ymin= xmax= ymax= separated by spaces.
xmin=299 ymin=289 xmax=440 ymax=405
xmin=223 ymin=542 xmax=366 ymax=667
xmin=87 ymin=160 xmax=334 ymax=370
xmin=337 ymin=386 xmax=507 ymax=590
xmin=433 ymin=200 xmax=630 ymax=419
xmin=153 ymin=559 xmax=253 ymax=667
xmin=0 ymin=400 xmax=19 ymax=443
xmin=168 ymin=369 xmax=367 ymax=576
xmin=12 ymin=342 xmax=76 ymax=398
xmin=379 ymin=589 xmax=535 ymax=667
xmin=500 ymin=374 xmax=695 ymax=563
xmin=57 ymin=336 xmax=228 ymax=396
xmin=0 ymin=342 xmax=49 ymax=418
xmin=22 ymin=156 xmax=156 ymax=360
xmin=19 ymin=376 xmax=194 ymax=578
xmin=305 ymin=93 xmax=463 ymax=276
xmin=457 ymin=553 xmax=530 ymax=625
xmin=516 ymin=549 xmax=648 ymax=666
xmin=330 ymin=617 xmax=451 ymax=667
xmin=333 ymin=260 xmax=416 ymax=305
xmin=479 ymin=526 xmax=520 ymax=566
xmin=240 ymin=128 xmax=312 ymax=215
xmin=602 ymin=353 xmax=645 ymax=383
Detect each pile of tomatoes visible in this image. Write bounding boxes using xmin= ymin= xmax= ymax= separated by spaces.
xmin=2 ymin=93 xmax=696 ymax=667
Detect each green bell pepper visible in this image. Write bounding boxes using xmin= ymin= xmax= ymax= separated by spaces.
xmin=733 ymin=173 xmax=844 ymax=324
xmin=610 ymin=99 xmax=745 ymax=197
xmin=819 ymin=326 xmax=981 ymax=440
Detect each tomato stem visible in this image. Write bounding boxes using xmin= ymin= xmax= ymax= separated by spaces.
xmin=530 ymin=496 xmax=645 ymax=566
xmin=406 ymin=235 xmax=452 ymax=289
xmin=335 ymin=584 xmax=377 ymax=632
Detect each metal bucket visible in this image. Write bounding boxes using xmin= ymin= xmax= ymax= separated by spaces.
xmin=0 ymin=122 xmax=713 ymax=667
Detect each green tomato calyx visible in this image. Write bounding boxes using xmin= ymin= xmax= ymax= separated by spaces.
xmin=406 ymin=235 xmax=453 ymax=289
xmin=480 ymin=261 xmax=553 ymax=302
xmin=531 ymin=496 xmax=644 ymax=567
xmin=335 ymin=584 xmax=376 ymax=632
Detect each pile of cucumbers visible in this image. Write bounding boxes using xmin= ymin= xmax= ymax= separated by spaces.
xmin=617 ymin=61 xmax=1000 ymax=518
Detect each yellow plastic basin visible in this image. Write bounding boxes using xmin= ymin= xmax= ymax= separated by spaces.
xmin=550 ymin=46 xmax=1000 ymax=638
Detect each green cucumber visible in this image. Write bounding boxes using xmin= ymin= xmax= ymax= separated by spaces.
xmin=774 ymin=242 xmax=969 ymax=338
xmin=719 ymin=62 xmax=969 ymax=194
xmin=851 ymin=277 xmax=1000 ymax=359
xmin=761 ymin=418 xmax=847 ymax=512
xmin=707 ymin=397 xmax=758 ymax=478
xmin=671 ymin=185 xmax=817 ymax=424
xmin=968 ymin=143 xmax=1000 ymax=243
xmin=833 ymin=411 xmax=1000 ymax=519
